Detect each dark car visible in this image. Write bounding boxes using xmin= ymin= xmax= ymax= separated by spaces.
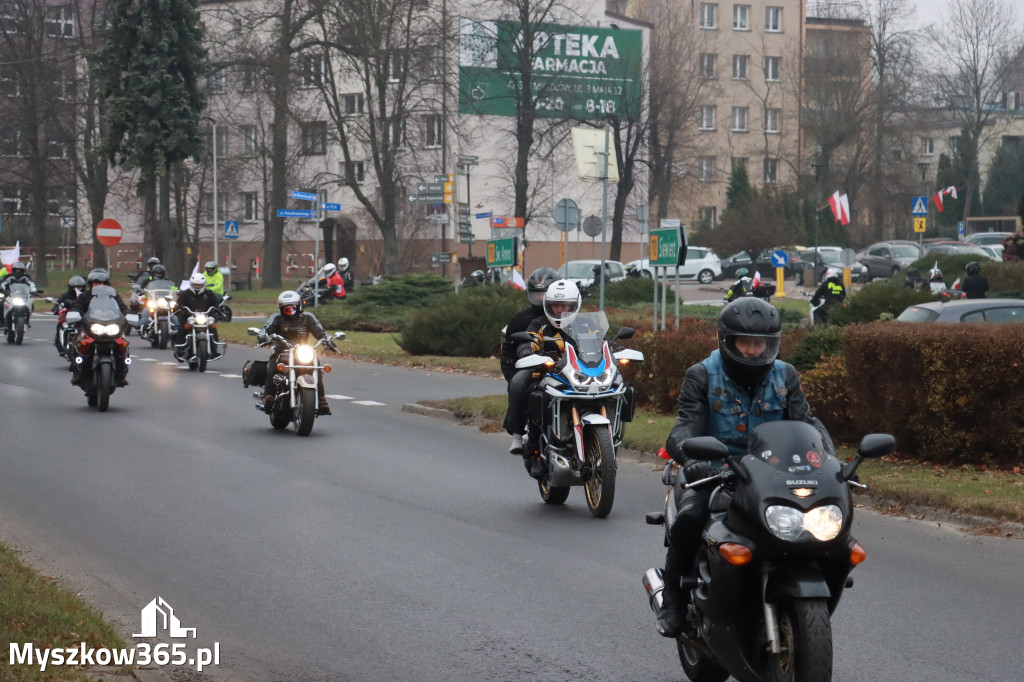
xmin=896 ymin=298 xmax=1024 ymax=323
xmin=858 ymin=240 xmax=922 ymax=280
xmin=793 ymin=247 xmax=868 ymax=285
xmin=720 ymin=247 xmax=803 ymax=280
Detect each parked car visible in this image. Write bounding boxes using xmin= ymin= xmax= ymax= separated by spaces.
xmin=964 ymin=231 xmax=1012 ymax=247
xmin=979 ymin=244 xmax=1004 ymax=261
xmin=896 ymin=298 xmax=1024 ymax=323
xmin=719 ymin=247 xmax=803 ymax=280
xmin=794 ymin=246 xmax=869 ymax=285
xmin=623 ymin=246 xmax=722 ymax=284
xmin=921 ymin=241 xmax=995 ymax=259
xmin=858 ymin=240 xmax=922 ymax=280
xmin=556 ymin=259 xmax=627 ymax=289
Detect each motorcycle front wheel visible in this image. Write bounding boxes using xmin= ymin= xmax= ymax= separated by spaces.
xmin=582 ymin=426 xmax=616 ymax=518
xmin=14 ymin=316 xmax=24 ymax=344
xmin=198 ymin=344 xmax=208 ymax=372
xmin=158 ymin=319 xmax=169 ymax=349
xmin=295 ymin=387 xmax=316 ymax=436
xmin=96 ymin=363 xmax=112 ymax=412
xmin=765 ymin=598 xmax=832 ymax=682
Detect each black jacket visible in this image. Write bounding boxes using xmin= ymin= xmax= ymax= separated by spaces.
xmin=260 ymin=310 xmax=331 ymax=351
xmin=811 ymin=277 xmax=846 ymax=306
xmin=176 ymin=288 xmax=220 ymax=317
xmin=70 ymin=288 xmax=129 ymax=316
xmin=664 ymin=360 xmax=834 ymax=467
xmin=961 ymin=274 xmax=988 ymax=299
xmin=501 ymin=305 xmax=545 ymax=381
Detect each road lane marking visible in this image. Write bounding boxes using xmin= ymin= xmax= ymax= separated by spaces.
xmin=353 ymin=400 xmax=385 ymax=406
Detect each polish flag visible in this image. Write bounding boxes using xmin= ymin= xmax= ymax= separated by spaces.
xmin=751 ymin=270 xmax=761 ymax=289
xmin=828 ymin=191 xmax=851 ymax=225
xmin=932 ymin=186 xmax=958 ymax=212
xmin=0 ymin=240 xmax=20 ymax=266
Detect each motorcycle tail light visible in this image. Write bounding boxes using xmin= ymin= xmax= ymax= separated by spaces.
xmin=276 ymin=363 xmax=286 ymax=372
xmin=850 ymin=542 xmax=867 ymax=566
xmin=323 ymin=364 xmax=332 ymax=373
xmin=719 ymin=543 xmax=753 ymax=566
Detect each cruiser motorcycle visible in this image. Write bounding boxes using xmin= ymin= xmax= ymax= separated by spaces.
xmin=174 ymin=294 xmax=230 ymax=372
xmin=243 ymin=328 xmax=346 ymax=436
xmin=510 ymin=311 xmax=643 ymax=518
xmin=65 ymin=285 xmax=139 ymax=412
xmin=138 ymin=284 xmax=176 ymax=349
xmin=3 ymin=282 xmax=39 ymax=344
xmin=642 ymin=421 xmax=895 ymax=682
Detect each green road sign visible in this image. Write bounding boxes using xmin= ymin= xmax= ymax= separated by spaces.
xmin=486 ymin=237 xmax=517 ymax=267
xmin=459 ymin=19 xmax=643 ymax=121
xmin=431 ymin=252 xmax=456 ymax=265
xmin=649 ymin=226 xmax=683 ymax=267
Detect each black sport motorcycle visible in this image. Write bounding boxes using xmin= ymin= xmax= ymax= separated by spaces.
xmin=642 ymin=421 xmax=895 ymax=682
xmin=65 ymin=286 xmax=139 ymax=412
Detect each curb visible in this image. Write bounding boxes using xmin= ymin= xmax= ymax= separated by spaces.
xmin=400 ymin=403 xmax=460 ymax=421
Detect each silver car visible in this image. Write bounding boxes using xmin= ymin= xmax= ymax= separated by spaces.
xmin=897 ymin=299 xmax=1024 ymax=323
xmin=859 ymin=241 xmax=922 ymax=280
xmin=624 ymin=247 xmax=722 ymax=284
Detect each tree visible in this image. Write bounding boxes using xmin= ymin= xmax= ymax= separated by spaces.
xmin=982 ymin=141 xmax=1024 ymax=216
xmin=725 ymin=163 xmax=757 ymax=210
xmin=96 ymin=0 xmax=208 ymax=279
xmin=928 ymin=0 xmax=1023 ymax=221
xmin=699 ymin=192 xmax=801 ymax=269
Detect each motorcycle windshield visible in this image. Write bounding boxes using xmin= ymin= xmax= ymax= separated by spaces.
xmin=744 ymin=421 xmax=833 ymax=473
xmin=7 ymin=282 xmax=30 ymax=299
xmin=85 ymin=287 xmax=125 ymax=325
xmin=146 ymin=286 xmax=173 ymax=300
xmin=564 ymin=312 xmax=610 ymax=366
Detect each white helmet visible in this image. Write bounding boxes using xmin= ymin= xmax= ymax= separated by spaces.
xmin=322 ymin=263 xmax=337 ymax=277
xmin=338 ymin=257 xmax=350 ymax=271
xmin=543 ymin=279 xmax=581 ymax=329
xmin=824 ymin=267 xmax=840 ymax=280
xmin=277 ymin=290 xmax=302 ymax=316
xmin=189 ymin=272 xmax=207 ymax=293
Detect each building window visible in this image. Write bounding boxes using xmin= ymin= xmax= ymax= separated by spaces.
xmin=301 ymin=121 xmax=327 ymax=155
xmin=387 ymin=119 xmax=405 ymax=148
xmin=700 ymin=106 xmax=716 ymax=130
xmin=765 ymin=108 xmax=781 ymax=133
xmin=45 ymin=5 xmax=74 ymax=38
xmin=733 ymin=5 xmax=750 ymax=30
xmin=201 ymin=193 xmax=228 ymax=223
xmin=341 ymin=160 xmax=365 ymax=184
xmin=764 ymin=56 xmax=781 ymax=81
xmin=241 ymin=125 xmax=258 ymax=154
xmin=1 ymin=4 xmax=23 ymax=34
xmin=243 ymin=192 xmax=260 ymax=221
xmin=300 ymin=53 xmax=325 ymax=88
xmin=47 ymin=187 xmax=73 ymax=216
xmin=425 ymin=114 xmax=442 ymax=148
xmin=1 ymin=129 xmax=25 ymax=157
xmin=733 ymin=55 xmax=748 ymax=80
xmin=731 ymin=157 xmax=747 ymax=172
xmin=387 ymin=52 xmax=403 ymax=82
xmin=2 ymin=186 xmax=28 ymax=214
xmin=731 ymin=106 xmax=748 ymax=131
xmin=205 ymin=128 xmax=228 ymax=158
xmin=1 ymin=71 xmax=20 ymax=97
xmin=47 ymin=133 xmax=70 ymax=159
xmin=949 ymin=136 xmax=960 ymax=158
xmin=209 ymin=70 xmax=228 ymax=93
xmin=699 ymin=156 xmax=715 ymax=182
xmin=699 ymin=206 xmax=717 ymax=228
xmin=343 ymin=93 xmax=364 ymax=115
xmin=241 ymin=66 xmax=259 ymax=92
xmin=699 ymin=3 xmax=717 ymax=29
xmin=766 ymin=6 xmax=782 ymax=32
xmin=699 ymin=53 xmax=717 ymax=79
xmin=763 ymin=157 xmax=778 ymax=183
xmin=921 ymin=137 xmax=934 ymax=156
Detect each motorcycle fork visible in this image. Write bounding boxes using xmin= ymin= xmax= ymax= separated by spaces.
xmin=761 ymin=569 xmax=782 ymax=654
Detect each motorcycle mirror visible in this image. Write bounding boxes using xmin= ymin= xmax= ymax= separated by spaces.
xmin=509 ymin=331 xmax=533 ymax=343
xmin=45 ymin=297 xmax=57 ymax=303
xmin=333 ymin=331 xmax=346 ymax=340
xmin=247 ymin=327 xmax=260 ymax=336
xmin=858 ymin=433 xmax=896 ymax=459
xmin=221 ymin=294 xmax=231 ymax=302
xmin=125 ymin=314 xmax=140 ymax=328
xmin=615 ymin=327 xmax=635 ymax=340
xmin=681 ymin=436 xmax=730 ymax=462
xmin=66 ymin=311 xmax=82 ymax=324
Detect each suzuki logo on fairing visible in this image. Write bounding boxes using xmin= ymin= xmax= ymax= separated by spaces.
xmin=785 ymin=479 xmax=819 ymax=487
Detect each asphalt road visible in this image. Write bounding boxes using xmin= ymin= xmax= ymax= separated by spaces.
xmin=2 ymin=319 xmax=1023 ymax=681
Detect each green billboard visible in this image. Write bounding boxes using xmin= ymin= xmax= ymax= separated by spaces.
xmin=486 ymin=238 xmax=517 ymax=268
xmin=459 ymin=19 xmax=643 ymax=120
xmin=649 ymin=226 xmax=683 ymax=267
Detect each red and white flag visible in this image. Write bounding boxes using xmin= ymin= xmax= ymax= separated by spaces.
xmin=827 ymin=191 xmax=851 ymax=225
xmin=0 ymin=240 xmax=20 ymax=266
xmin=932 ymin=186 xmax=958 ymax=212
xmin=751 ymin=270 xmax=761 ymax=289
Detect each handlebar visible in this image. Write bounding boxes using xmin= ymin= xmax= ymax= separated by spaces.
xmin=682 ymin=469 xmax=735 ymax=490
xmin=256 ymin=333 xmax=337 ymax=352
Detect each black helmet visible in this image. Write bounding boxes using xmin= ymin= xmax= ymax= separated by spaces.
xmin=965 ymin=261 xmax=980 ymax=276
xmin=151 ymin=264 xmax=166 ymax=278
xmin=86 ymin=268 xmax=110 ymax=287
xmin=717 ymin=298 xmax=781 ymax=390
xmin=147 ymin=257 xmax=160 ymax=267
xmin=906 ymin=267 xmax=919 ymax=278
xmin=526 ymin=267 xmax=559 ymax=306
xmin=68 ymin=275 xmax=86 ymax=288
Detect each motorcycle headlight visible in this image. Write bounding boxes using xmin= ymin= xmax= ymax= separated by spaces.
xmin=566 ymin=365 xmax=615 ymax=391
xmin=157 ymin=298 xmax=169 ymax=309
xmin=147 ymin=300 xmax=156 ymax=310
xmin=194 ymin=313 xmax=208 ymax=325
xmin=11 ymin=297 xmax=25 ymax=306
xmin=89 ymin=323 xmax=121 ymax=337
xmin=765 ymin=504 xmax=843 ymax=542
xmin=295 ymin=345 xmax=316 ymax=364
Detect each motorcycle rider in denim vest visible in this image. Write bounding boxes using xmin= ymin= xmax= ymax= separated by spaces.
xmin=655 ymin=298 xmax=834 ymax=638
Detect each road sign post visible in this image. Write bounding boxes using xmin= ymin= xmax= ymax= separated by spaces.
xmin=770 ymin=249 xmax=788 ymax=297
xmin=650 ymin=223 xmax=683 ymax=331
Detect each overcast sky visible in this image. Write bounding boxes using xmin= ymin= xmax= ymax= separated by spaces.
xmin=912 ymin=0 xmax=1024 ymax=27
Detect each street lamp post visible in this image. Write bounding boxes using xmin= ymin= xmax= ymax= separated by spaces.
xmin=202 ymin=116 xmax=219 ymax=267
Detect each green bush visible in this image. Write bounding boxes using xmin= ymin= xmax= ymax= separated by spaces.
xmin=314 ymin=273 xmax=455 ymax=331
xmin=787 ymin=325 xmax=843 ymax=371
xmin=396 ymin=285 xmax=523 ymax=357
xmin=984 ymin=261 xmax=1024 ymax=297
xmin=908 ymin=253 xmax=979 ymax=281
xmin=588 ymin=277 xmax=681 ymax=309
xmin=830 ymin=280 xmax=936 ymax=325
xmin=619 ymin=318 xmax=718 ymax=414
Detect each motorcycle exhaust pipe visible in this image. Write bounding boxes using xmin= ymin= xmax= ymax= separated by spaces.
xmin=642 ymin=567 xmax=666 ymax=615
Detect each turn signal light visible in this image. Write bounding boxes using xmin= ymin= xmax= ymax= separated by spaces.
xmin=323 ymin=364 xmax=332 ymax=373
xmin=719 ymin=543 xmax=753 ymax=566
xmin=276 ymin=363 xmax=286 ymax=372
xmin=850 ymin=542 xmax=867 ymax=566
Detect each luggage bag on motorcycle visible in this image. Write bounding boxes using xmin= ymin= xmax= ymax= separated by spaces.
xmin=242 ymin=360 xmax=268 ymax=387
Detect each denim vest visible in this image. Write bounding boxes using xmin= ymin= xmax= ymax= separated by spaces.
xmin=701 ymin=350 xmax=789 ymax=458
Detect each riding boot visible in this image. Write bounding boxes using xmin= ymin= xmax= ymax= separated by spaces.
xmin=656 ymin=575 xmax=690 ymax=638
xmin=318 ymin=398 xmax=332 ymax=415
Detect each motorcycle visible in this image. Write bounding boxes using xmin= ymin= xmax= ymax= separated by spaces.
xmin=174 ymin=298 xmax=229 ymax=372
xmin=45 ymin=297 xmax=79 ymax=360
xmin=642 ymin=421 xmax=895 ymax=682
xmin=242 ymin=328 xmax=346 ymax=436
xmin=64 ymin=285 xmax=139 ymax=412
xmin=138 ymin=284 xmax=176 ymax=349
xmin=510 ymin=311 xmax=643 ymax=518
xmin=2 ymin=282 xmax=40 ymax=344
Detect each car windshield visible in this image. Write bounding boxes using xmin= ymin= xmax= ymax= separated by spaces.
xmin=897 ymin=306 xmax=940 ymax=322
xmin=891 ymin=245 xmax=919 ymax=258
xmin=563 ymin=263 xmax=598 ymax=279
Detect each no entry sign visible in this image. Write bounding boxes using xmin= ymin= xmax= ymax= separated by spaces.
xmin=96 ymin=219 xmax=123 ymax=247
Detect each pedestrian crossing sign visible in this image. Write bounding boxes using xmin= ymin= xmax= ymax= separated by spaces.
xmin=911 ymin=196 xmax=928 ymax=216
xmin=224 ymin=220 xmax=239 ymax=239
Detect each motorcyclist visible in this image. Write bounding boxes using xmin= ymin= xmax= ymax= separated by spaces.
xmin=137 ymin=264 xmax=177 ymax=333
xmin=173 ymin=273 xmax=222 ymax=361
xmin=927 ymin=262 xmax=946 ymax=293
xmin=321 ymin=263 xmax=346 ymax=300
xmin=512 ymin=279 xmax=580 ymax=478
xmin=961 ymin=261 xmax=988 ymax=299
xmin=810 ymin=267 xmax=846 ymax=325
xmin=903 ymin=267 xmax=923 ymax=290
xmin=724 ymin=268 xmax=752 ymax=303
xmin=257 ymin=290 xmax=339 ymax=416
xmin=655 ymin=297 xmax=834 ymax=638
xmin=134 ymin=257 xmax=161 ymax=287
xmin=337 ymin=258 xmax=355 ymax=291
xmin=464 ymin=270 xmax=485 ymax=287
xmin=0 ymin=261 xmax=37 ymax=295
xmin=501 ymin=266 xmax=559 ymax=454
xmin=68 ymin=269 xmax=131 ymax=387
xmin=52 ymin=275 xmax=86 ymax=353
xmin=203 ymin=261 xmax=225 ymax=299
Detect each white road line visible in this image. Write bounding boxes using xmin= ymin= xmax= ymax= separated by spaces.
xmin=220 ymin=373 xmax=242 ymax=378
xmin=325 ymin=394 xmax=353 ymax=400
xmin=353 ymin=400 xmax=385 ymax=406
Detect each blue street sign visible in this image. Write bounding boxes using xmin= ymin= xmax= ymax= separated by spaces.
xmin=224 ymin=220 xmax=239 ymax=239
xmin=291 ymin=190 xmax=317 ymax=201
xmin=475 ymin=211 xmax=492 ymax=219
xmin=958 ymin=220 xmax=966 ymax=236
xmin=322 ymin=202 xmax=340 ymax=211
xmin=277 ymin=209 xmax=313 ymax=218
xmin=770 ymin=249 xmax=789 ymax=268
xmin=911 ymin=196 xmax=928 ymax=216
